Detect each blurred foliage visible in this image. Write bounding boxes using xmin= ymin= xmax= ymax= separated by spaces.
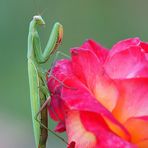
xmin=1 ymin=0 xmax=148 ymax=147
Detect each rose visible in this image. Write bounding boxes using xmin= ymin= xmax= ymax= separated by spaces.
xmin=47 ymin=38 xmax=148 ymax=148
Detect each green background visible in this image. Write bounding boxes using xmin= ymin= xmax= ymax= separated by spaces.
xmin=0 ymin=0 xmax=148 ymax=147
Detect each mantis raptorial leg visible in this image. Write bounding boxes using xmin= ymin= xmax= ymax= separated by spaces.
xmin=27 ymin=15 xmax=65 ymax=148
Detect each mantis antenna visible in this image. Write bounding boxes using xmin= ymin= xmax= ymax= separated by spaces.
xmin=27 ymin=15 xmax=65 ymax=148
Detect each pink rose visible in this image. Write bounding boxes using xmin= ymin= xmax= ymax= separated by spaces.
xmin=47 ymin=38 xmax=148 ymax=148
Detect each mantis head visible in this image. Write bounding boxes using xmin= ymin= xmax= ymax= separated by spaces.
xmin=33 ymin=15 xmax=45 ymax=25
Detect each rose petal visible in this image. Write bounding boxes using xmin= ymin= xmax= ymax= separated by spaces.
xmin=136 ymin=139 xmax=148 ymax=148
xmin=67 ymin=141 xmax=76 ymax=148
xmin=48 ymin=95 xmax=66 ymax=132
xmin=140 ymin=41 xmax=148 ymax=53
xmin=48 ymin=95 xmax=65 ymax=121
xmin=54 ymin=122 xmax=66 ymax=133
xmin=71 ymin=48 xmax=119 ymax=111
xmin=124 ymin=116 xmax=148 ymax=144
xmin=65 ymin=111 xmax=135 ymax=148
xmin=104 ymin=46 xmax=148 ymax=79
xmin=109 ymin=37 xmax=140 ymax=57
xmin=140 ymin=41 xmax=148 ymax=60
xmin=66 ymin=111 xmax=97 ymax=148
xmin=80 ymin=39 xmax=108 ymax=63
xmin=113 ymin=78 xmax=148 ymax=123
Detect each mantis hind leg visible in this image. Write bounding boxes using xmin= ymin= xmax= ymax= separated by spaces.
xmin=37 ymin=72 xmax=68 ymax=146
xmin=34 ymin=96 xmax=68 ymax=145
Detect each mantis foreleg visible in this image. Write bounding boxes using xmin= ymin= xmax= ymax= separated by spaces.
xmin=33 ymin=18 xmax=63 ymax=63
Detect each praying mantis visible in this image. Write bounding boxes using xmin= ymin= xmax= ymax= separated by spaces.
xmin=27 ymin=15 xmax=65 ymax=148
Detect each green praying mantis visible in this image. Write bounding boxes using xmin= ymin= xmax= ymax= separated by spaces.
xmin=27 ymin=15 xmax=67 ymax=148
